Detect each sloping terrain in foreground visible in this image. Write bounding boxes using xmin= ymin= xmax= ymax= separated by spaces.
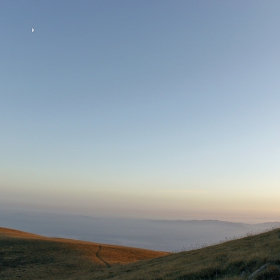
xmin=100 ymin=228 xmax=280 ymax=280
xmin=0 ymin=227 xmax=168 ymax=279
xmin=1 ymin=227 xmax=280 ymax=279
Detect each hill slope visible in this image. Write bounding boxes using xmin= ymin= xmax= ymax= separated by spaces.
xmin=1 ymin=227 xmax=280 ymax=279
xmin=0 ymin=227 xmax=168 ymax=279
xmin=99 ymin=228 xmax=280 ymax=280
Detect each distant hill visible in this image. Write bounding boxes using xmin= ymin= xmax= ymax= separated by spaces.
xmin=1 ymin=226 xmax=280 ymax=279
xmin=1 ymin=208 xmax=280 ymax=251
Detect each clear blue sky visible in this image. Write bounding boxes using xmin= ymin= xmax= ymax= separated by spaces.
xmin=1 ymin=0 xmax=280 ymax=222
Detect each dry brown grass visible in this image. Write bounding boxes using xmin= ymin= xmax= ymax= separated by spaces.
xmin=0 ymin=227 xmax=168 ymax=279
xmin=1 ymin=226 xmax=280 ymax=279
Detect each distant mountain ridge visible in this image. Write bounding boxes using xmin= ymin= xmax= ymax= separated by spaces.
xmin=1 ymin=208 xmax=279 ymax=251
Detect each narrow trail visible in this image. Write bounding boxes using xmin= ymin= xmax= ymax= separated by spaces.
xmin=96 ymin=245 xmax=111 ymax=268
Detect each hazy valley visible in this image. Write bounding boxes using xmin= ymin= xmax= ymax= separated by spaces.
xmin=1 ymin=208 xmax=280 ymax=252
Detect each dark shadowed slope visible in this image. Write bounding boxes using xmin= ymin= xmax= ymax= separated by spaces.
xmin=95 ymin=228 xmax=280 ymax=280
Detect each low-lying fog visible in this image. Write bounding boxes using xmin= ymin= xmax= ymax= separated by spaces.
xmin=1 ymin=208 xmax=279 ymax=252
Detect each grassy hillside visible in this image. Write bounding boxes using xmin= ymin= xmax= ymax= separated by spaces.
xmin=1 ymin=227 xmax=280 ymax=279
xmin=99 ymin=228 xmax=280 ymax=280
xmin=0 ymin=227 xmax=168 ymax=279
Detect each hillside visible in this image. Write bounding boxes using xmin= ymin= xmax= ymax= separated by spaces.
xmin=0 ymin=227 xmax=169 ymax=279
xmin=1 ymin=227 xmax=280 ymax=279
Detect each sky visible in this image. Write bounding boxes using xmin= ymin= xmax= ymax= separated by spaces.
xmin=1 ymin=0 xmax=280 ymax=223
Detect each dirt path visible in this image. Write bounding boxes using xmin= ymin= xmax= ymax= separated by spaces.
xmin=96 ymin=246 xmax=111 ymax=268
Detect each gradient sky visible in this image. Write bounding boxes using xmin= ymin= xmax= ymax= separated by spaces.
xmin=1 ymin=0 xmax=280 ymax=222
